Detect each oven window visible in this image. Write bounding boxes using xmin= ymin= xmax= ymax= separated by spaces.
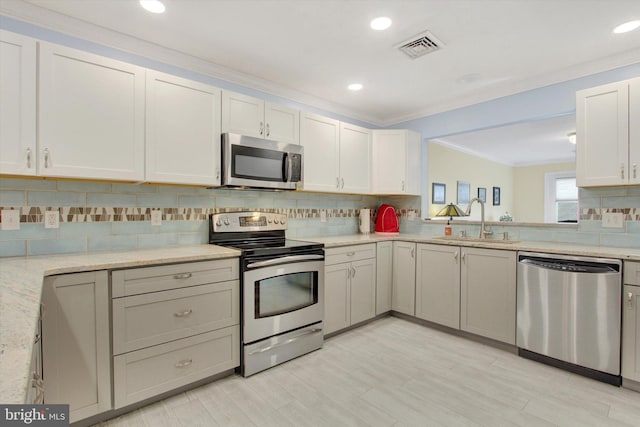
xmin=255 ymin=271 xmax=318 ymax=318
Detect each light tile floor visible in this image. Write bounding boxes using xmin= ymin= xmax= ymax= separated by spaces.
xmin=97 ymin=317 xmax=640 ymax=426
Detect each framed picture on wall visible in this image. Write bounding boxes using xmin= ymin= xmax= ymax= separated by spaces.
xmin=457 ymin=181 xmax=470 ymax=205
xmin=493 ymin=186 xmax=501 ymax=206
xmin=477 ymin=187 xmax=486 ymax=203
xmin=432 ymin=182 xmax=446 ymax=204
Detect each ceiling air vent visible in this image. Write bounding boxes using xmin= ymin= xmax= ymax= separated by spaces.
xmin=396 ymin=31 xmax=444 ymax=59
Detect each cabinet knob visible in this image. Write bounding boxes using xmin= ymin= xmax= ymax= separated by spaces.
xmin=453 ymin=251 xmax=459 ymax=262
xmin=336 ymin=177 xmax=340 ymax=189
xmin=634 ymin=164 xmax=637 ymax=179
xmin=266 ymin=123 xmax=270 ymax=137
xmin=341 ymin=178 xmax=345 ymax=189
xmin=173 ymin=272 xmax=193 ymax=280
xmin=351 ymin=266 xmax=356 ymax=278
xmin=411 ymin=248 xmax=415 ymax=258
xmin=628 ymin=292 xmax=634 ymax=306
xmin=461 ymin=252 xmax=466 ymax=262
xmin=346 ymin=251 xmax=355 ymax=256
xmin=260 ymin=121 xmax=264 ymax=135
xmin=26 ymin=148 xmax=32 ymax=169
xmin=621 ymin=163 xmax=625 ymax=180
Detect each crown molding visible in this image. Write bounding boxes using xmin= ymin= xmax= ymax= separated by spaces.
xmin=0 ymin=1 xmax=383 ymax=126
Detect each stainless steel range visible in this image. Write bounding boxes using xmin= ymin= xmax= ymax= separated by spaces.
xmin=209 ymin=211 xmax=324 ymax=377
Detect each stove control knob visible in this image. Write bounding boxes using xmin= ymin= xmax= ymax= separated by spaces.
xmin=215 ymin=218 xmax=222 ymax=227
xmin=267 ymin=217 xmax=273 ymax=224
xmin=223 ymin=217 xmax=230 ymax=226
xmin=280 ymin=218 xmax=286 ymax=225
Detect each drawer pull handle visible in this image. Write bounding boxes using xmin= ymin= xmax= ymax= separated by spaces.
xmin=347 ymin=251 xmax=355 ymax=256
xmin=175 ymin=358 xmax=193 ymax=368
xmin=173 ymin=273 xmax=192 ymax=280
xmin=174 ymin=309 xmax=193 ymax=318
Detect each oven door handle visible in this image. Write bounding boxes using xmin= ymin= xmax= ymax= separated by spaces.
xmin=246 ymin=254 xmax=324 ymax=269
xmin=248 ymin=327 xmax=323 ymax=355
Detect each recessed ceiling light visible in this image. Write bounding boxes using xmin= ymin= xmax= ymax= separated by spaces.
xmin=370 ymin=17 xmax=392 ymax=31
xmin=613 ymin=20 xmax=640 ymax=34
xmin=140 ymin=0 xmax=166 ymax=14
xmin=348 ymin=83 xmax=363 ymax=91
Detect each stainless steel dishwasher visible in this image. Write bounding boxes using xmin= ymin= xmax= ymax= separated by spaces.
xmin=516 ymin=251 xmax=622 ymax=385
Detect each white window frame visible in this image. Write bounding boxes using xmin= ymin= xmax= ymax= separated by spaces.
xmin=544 ymin=171 xmax=578 ymax=223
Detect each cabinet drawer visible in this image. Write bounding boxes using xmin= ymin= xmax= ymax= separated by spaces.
xmin=113 ymin=280 xmax=239 ymax=354
xmin=325 ymin=244 xmax=376 ymax=265
xmin=625 ymin=262 xmax=640 ymax=286
xmin=112 ymin=258 xmax=239 ymax=297
xmin=113 ymin=325 xmax=239 ymax=409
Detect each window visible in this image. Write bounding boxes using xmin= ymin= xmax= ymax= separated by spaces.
xmin=544 ymin=171 xmax=578 ymax=223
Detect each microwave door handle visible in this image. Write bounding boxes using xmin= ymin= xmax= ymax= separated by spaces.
xmin=246 ymin=254 xmax=324 ymax=269
xmin=283 ymin=153 xmax=293 ymax=182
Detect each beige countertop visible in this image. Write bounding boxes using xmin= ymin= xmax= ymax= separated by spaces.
xmin=0 ymin=245 xmax=240 ymax=404
xmin=3 ymin=235 xmax=640 ymax=404
xmin=299 ymin=233 xmax=640 ymax=261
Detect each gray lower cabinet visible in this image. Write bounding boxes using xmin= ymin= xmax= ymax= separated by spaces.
xmin=622 ymin=261 xmax=640 ymax=382
xmin=42 ymin=271 xmax=112 ymax=423
xmin=376 ymin=241 xmax=393 ymax=315
xmin=460 ymin=247 xmax=517 ymax=344
xmin=111 ymin=258 xmax=240 ymax=409
xmin=392 ymin=241 xmax=416 ymax=315
xmin=415 ymin=243 xmax=461 ymax=329
xmin=324 ymin=244 xmax=377 ymax=335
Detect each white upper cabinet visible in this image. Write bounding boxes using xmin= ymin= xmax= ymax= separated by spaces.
xmin=300 ymin=112 xmax=371 ymax=194
xmin=38 ymin=42 xmax=145 ymax=181
xmin=339 ymin=122 xmax=371 ymax=194
xmin=576 ymin=78 xmax=640 ymax=186
xmin=146 ymin=71 xmax=222 ymax=186
xmin=0 ymin=30 xmax=36 ymax=176
xmin=221 ymin=91 xmax=299 ymax=144
xmin=300 ymin=112 xmax=340 ymax=192
xmin=372 ymin=129 xmax=421 ymax=195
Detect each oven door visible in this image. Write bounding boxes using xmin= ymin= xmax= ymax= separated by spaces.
xmin=243 ymin=257 xmax=324 ymax=344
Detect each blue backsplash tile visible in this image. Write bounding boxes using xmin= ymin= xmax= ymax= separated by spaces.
xmin=28 ymin=238 xmax=87 ymax=256
xmin=0 ymin=190 xmax=25 ymax=206
xmin=0 ymin=240 xmax=26 ymax=257
xmin=28 ymin=191 xmax=85 ymax=206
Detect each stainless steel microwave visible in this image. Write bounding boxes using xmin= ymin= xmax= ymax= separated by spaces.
xmin=222 ymin=133 xmax=303 ymax=190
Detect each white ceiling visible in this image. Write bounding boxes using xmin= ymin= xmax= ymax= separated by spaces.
xmin=432 ymin=114 xmax=577 ymax=167
xmin=3 ymin=0 xmax=640 ymax=128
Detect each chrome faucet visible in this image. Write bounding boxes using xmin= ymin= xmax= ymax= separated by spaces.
xmin=465 ymin=198 xmax=493 ymax=239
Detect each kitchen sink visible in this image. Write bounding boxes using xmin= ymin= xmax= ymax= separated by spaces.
xmin=433 ymin=236 xmax=520 ymax=244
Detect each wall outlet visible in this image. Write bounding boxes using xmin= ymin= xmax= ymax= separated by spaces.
xmin=602 ymin=212 xmax=624 ymax=228
xmin=320 ymin=209 xmax=327 ymax=222
xmin=151 ymin=210 xmax=162 ymax=226
xmin=1 ymin=209 xmax=20 ymax=231
xmin=44 ymin=210 xmax=60 ymax=229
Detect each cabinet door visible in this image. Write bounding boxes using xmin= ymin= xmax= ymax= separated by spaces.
xmin=42 ymin=271 xmax=111 ymax=422
xmin=300 ymin=112 xmax=340 ymax=192
xmin=630 ymin=78 xmax=640 ymax=185
xmin=339 ymin=122 xmax=371 ymax=194
xmin=350 ymin=258 xmax=376 ymax=325
xmin=376 ymin=241 xmax=393 ymax=314
xmin=460 ymin=247 xmax=516 ymax=344
xmin=392 ymin=241 xmax=416 ymax=315
xmin=415 ymin=244 xmax=460 ymax=329
xmin=576 ymin=80 xmax=629 ymax=187
xmin=38 ymin=43 xmax=145 ymax=181
xmin=622 ymin=285 xmax=640 ymax=382
xmin=146 ymin=71 xmax=222 ymax=185
xmin=324 ymin=263 xmax=351 ymax=334
xmin=265 ymin=102 xmax=300 ymax=144
xmin=0 ymin=30 xmax=36 ymax=176
xmin=221 ymin=91 xmax=264 ymax=138
xmin=372 ymin=130 xmax=407 ymax=194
